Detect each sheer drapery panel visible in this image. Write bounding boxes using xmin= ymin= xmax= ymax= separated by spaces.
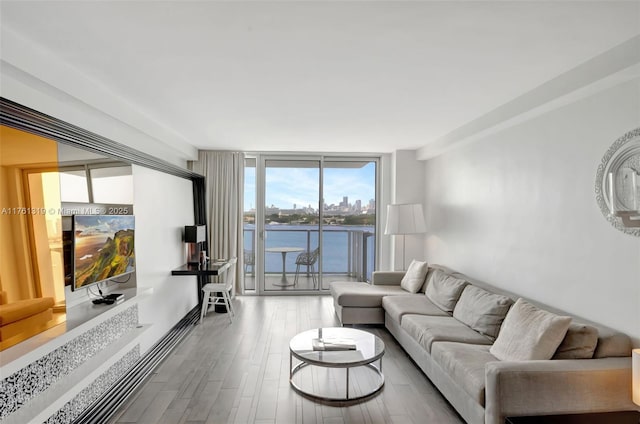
xmin=189 ymin=151 xmax=245 ymax=294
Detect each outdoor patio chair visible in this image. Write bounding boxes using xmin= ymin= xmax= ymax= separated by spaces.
xmin=243 ymin=249 xmax=255 ymax=275
xmin=294 ymin=247 xmax=320 ymax=287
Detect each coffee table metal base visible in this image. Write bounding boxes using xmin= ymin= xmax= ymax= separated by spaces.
xmin=289 ymin=356 xmax=384 ymax=402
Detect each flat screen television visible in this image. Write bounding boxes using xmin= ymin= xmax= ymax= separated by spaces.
xmin=72 ymin=214 xmax=135 ymax=291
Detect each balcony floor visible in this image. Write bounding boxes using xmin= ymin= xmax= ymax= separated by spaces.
xmin=242 ymin=273 xmax=361 ymax=292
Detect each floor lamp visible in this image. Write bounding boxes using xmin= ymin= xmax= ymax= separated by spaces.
xmin=633 ymin=349 xmax=639 ymax=411
xmin=384 ymin=203 xmax=426 ymax=270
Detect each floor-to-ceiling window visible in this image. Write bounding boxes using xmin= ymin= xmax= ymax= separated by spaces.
xmin=321 ymin=160 xmax=377 ymax=289
xmin=243 ymin=158 xmax=257 ymax=291
xmin=243 ymin=155 xmax=378 ymax=294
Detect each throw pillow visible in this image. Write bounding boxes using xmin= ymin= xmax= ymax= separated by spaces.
xmin=421 ymin=267 xmax=437 ymax=293
xmin=400 ymin=260 xmax=429 ymax=293
xmin=490 ymin=298 xmax=571 ymax=361
xmin=425 ymin=269 xmax=468 ymax=313
xmin=453 ymin=285 xmax=513 ymax=340
xmin=553 ymin=323 xmax=598 ymax=359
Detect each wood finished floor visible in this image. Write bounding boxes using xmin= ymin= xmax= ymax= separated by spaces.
xmin=109 ymin=296 xmax=464 ymax=424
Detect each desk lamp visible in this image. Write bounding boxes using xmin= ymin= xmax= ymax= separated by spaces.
xmin=184 ymin=225 xmax=206 ymax=264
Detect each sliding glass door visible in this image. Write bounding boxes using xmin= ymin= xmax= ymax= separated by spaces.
xmin=243 ymin=155 xmax=378 ymax=294
xmin=263 ymin=159 xmax=320 ymax=291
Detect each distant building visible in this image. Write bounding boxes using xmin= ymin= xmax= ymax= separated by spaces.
xmin=266 ymin=207 xmax=280 ymax=215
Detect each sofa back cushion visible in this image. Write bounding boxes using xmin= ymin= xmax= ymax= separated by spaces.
xmin=453 ymin=285 xmax=513 ymax=340
xmin=593 ymin=327 xmax=633 ymax=358
xmin=400 ymin=260 xmax=429 ymax=293
xmin=420 ymin=267 xmax=441 ymax=293
xmin=490 ymin=298 xmax=571 ymax=361
xmin=552 ymin=323 xmax=599 ymax=359
xmin=425 ymin=269 xmax=468 ymax=313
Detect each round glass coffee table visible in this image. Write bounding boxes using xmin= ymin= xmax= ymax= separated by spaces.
xmin=289 ymin=327 xmax=385 ymax=402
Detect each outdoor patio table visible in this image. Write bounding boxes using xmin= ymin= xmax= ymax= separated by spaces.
xmin=266 ymin=247 xmax=304 ymax=286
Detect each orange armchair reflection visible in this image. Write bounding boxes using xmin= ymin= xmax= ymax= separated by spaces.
xmin=0 ymin=291 xmax=54 ymax=342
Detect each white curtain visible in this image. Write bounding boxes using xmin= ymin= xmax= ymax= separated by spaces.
xmin=189 ymin=151 xmax=245 ymax=294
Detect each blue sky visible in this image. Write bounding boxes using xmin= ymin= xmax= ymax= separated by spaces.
xmin=75 ymin=215 xmax=135 ymax=234
xmin=244 ymin=162 xmax=375 ymax=211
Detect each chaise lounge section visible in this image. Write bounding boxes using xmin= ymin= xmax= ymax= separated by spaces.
xmin=329 ymin=271 xmax=408 ymax=325
xmin=330 ymin=264 xmax=635 ymax=424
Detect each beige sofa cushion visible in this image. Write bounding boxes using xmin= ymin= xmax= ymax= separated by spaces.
xmin=431 ymin=342 xmax=496 ymax=406
xmin=382 ymin=295 xmax=449 ymax=324
xmin=425 ymin=269 xmax=468 ymax=313
xmin=401 ymin=314 xmax=493 ymax=353
xmin=453 ymin=285 xmax=513 ymax=341
xmin=401 ymin=260 xmax=428 ymax=293
xmin=421 ymin=267 xmax=437 ymax=293
xmin=490 ymin=298 xmax=571 ymax=361
xmin=553 ymin=323 xmax=599 ymax=359
xmin=593 ymin=326 xmax=633 ymax=358
xmin=329 ymin=282 xmax=406 ymax=308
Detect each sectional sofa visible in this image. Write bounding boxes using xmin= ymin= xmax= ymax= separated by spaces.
xmin=330 ymin=264 xmax=636 ymax=424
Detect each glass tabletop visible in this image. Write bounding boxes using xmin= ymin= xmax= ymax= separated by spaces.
xmin=289 ymin=327 xmax=385 ymax=367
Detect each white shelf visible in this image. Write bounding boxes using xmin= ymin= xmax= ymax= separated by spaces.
xmin=0 ymin=287 xmax=152 ymax=377
xmin=3 ymin=324 xmax=151 ymax=424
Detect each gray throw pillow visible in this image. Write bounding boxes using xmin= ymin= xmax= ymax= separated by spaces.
xmin=400 ymin=260 xmax=428 ymax=293
xmin=425 ymin=269 xmax=468 ymax=313
xmin=421 ymin=267 xmax=437 ymax=293
xmin=453 ymin=285 xmax=513 ymax=340
xmin=553 ymin=323 xmax=598 ymax=359
xmin=593 ymin=329 xmax=633 ymax=358
xmin=490 ymin=298 xmax=571 ymax=361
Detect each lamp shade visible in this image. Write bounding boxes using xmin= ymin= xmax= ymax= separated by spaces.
xmin=184 ymin=225 xmax=206 ymax=243
xmin=384 ymin=203 xmax=426 ymax=235
xmin=633 ymin=349 xmax=640 ymax=406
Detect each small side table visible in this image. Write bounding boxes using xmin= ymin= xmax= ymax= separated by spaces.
xmin=505 ymin=410 xmax=639 ymax=424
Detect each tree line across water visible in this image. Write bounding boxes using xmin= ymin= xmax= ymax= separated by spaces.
xmin=245 ymin=213 xmax=375 ymax=226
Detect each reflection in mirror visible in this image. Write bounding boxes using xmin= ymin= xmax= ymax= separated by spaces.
xmin=1 ymin=125 xmax=62 ymax=350
xmin=59 ymin=168 xmax=90 ymax=202
xmin=596 ymin=127 xmax=640 ymax=236
xmin=0 ymin=125 xmax=134 ymax=350
xmin=91 ymin=165 xmax=134 ymax=204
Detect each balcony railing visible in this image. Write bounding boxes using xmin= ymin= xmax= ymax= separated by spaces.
xmin=243 ymin=226 xmax=375 ymax=283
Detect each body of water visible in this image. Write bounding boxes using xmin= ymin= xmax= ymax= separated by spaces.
xmin=243 ymin=224 xmax=375 ymax=279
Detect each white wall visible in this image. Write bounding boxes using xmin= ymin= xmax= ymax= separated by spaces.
xmin=0 ymin=28 xmax=197 ymax=167
xmin=388 ymin=150 xmax=427 ymax=270
xmin=132 ymin=165 xmax=198 ymax=353
xmin=423 ymin=80 xmax=640 ymax=344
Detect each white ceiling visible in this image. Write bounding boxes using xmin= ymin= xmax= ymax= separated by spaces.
xmin=1 ymin=1 xmax=639 ymax=157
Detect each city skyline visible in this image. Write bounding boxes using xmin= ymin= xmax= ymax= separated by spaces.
xmin=244 ymin=162 xmax=376 ymax=212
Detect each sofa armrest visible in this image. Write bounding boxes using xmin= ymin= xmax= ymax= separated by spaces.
xmin=371 ymin=271 xmax=405 ymax=286
xmin=484 ymin=357 xmax=634 ymax=424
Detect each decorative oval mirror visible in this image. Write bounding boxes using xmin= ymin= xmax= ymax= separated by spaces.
xmin=595 ymin=127 xmax=640 ymax=237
